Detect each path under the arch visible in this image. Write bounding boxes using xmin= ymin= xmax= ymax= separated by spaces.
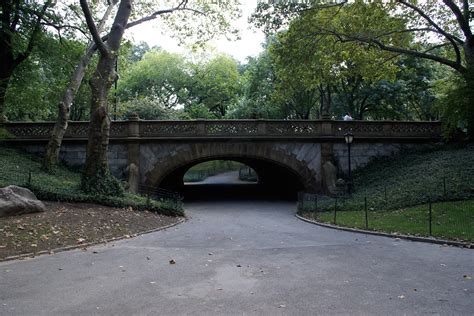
xmin=185 ymin=170 xmax=254 ymax=185
xmin=1 ymin=201 xmax=473 ymax=315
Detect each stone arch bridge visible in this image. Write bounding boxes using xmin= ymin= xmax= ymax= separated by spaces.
xmin=2 ymin=119 xmax=441 ymax=194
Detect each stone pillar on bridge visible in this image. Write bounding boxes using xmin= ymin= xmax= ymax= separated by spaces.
xmin=126 ymin=113 xmax=140 ymax=193
xmin=320 ymin=119 xmax=335 ymax=194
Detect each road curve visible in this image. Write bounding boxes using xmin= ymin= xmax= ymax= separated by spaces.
xmin=1 ymin=200 xmax=473 ymax=315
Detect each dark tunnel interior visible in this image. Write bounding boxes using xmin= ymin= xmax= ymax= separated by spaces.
xmin=159 ymin=158 xmax=306 ymax=201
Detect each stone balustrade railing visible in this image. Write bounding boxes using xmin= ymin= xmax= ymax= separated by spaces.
xmin=1 ymin=119 xmax=442 ymax=141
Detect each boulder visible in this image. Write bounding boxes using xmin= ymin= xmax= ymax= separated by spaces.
xmin=0 ymin=185 xmax=46 ymax=217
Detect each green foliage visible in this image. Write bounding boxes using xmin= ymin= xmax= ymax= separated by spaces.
xmin=227 ymin=47 xmax=284 ymax=119
xmin=434 ymin=74 xmax=470 ymax=140
xmin=191 ymin=54 xmax=242 ymax=118
xmin=5 ymin=34 xmax=91 ymax=121
xmin=0 ymin=147 xmax=183 ymax=217
xmin=120 ymin=96 xmax=181 ymax=120
xmin=118 ymin=49 xmax=191 ymax=108
xmin=80 ymin=165 xmax=125 ymax=197
xmin=269 ymin=3 xmax=403 ymax=119
xmin=119 ymin=50 xmax=242 ymax=119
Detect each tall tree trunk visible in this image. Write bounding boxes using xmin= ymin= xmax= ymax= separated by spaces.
xmin=80 ymin=0 xmax=131 ymax=195
xmin=83 ymin=56 xmax=115 ymax=178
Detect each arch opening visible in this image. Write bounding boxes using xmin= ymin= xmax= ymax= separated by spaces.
xmin=158 ymin=157 xmax=306 ymax=201
xmin=183 ymin=160 xmax=258 ymax=184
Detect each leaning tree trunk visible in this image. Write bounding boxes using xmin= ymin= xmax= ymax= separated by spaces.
xmin=42 ymin=46 xmax=96 ymax=172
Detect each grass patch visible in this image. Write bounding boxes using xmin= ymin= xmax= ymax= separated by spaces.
xmin=0 ymin=147 xmax=183 ymax=217
xmin=304 ymin=200 xmax=474 ymax=241
xmin=299 ymin=144 xmax=474 ymax=241
xmin=316 ymin=145 xmax=474 ymax=212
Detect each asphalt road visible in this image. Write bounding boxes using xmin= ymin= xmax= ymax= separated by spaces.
xmin=1 ymin=200 xmax=473 ymax=315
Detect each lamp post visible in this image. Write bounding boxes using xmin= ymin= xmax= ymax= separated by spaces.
xmin=344 ymin=132 xmax=354 ymax=194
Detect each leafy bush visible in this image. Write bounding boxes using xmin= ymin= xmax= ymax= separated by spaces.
xmin=80 ymin=165 xmax=124 ymax=197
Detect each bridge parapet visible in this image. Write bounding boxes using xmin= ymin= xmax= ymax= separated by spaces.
xmin=2 ymin=119 xmax=441 ymax=141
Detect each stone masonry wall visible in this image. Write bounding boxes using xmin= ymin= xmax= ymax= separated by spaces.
xmin=332 ymin=143 xmax=420 ymax=175
xmin=14 ymin=143 xmax=128 ymax=179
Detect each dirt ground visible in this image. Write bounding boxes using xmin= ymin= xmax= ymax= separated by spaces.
xmin=0 ymin=202 xmax=183 ymax=260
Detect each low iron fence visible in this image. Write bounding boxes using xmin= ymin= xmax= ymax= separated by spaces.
xmin=297 ymin=187 xmax=474 ymax=242
xmin=137 ymin=184 xmax=183 ymax=203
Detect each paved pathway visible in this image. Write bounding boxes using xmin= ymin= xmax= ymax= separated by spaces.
xmin=185 ymin=170 xmax=255 ymax=185
xmin=1 ymin=201 xmax=473 ymax=315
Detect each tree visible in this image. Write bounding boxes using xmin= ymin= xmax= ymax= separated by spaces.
xmin=4 ymin=33 xmax=91 ymax=121
xmin=79 ymin=0 xmax=240 ymax=194
xmin=268 ymin=5 xmax=400 ymax=119
xmin=190 ymin=54 xmax=241 ymax=118
xmin=252 ymin=0 xmax=474 ymax=138
xmin=227 ymin=48 xmax=283 ymax=119
xmin=118 ymin=49 xmax=192 ymax=109
xmin=43 ymin=0 xmax=117 ymax=172
xmin=44 ymin=0 xmax=240 ymax=173
xmin=0 ymin=0 xmax=57 ymax=122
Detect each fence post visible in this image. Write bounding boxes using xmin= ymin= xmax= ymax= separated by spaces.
xmin=384 ymin=185 xmax=388 ymax=209
xmin=429 ymin=198 xmax=432 ymax=236
xmin=334 ymin=198 xmax=337 ymax=224
xmin=364 ymin=196 xmax=368 ymax=229
xmin=315 ymin=195 xmax=318 ymax=212
xmin=28 ymin=169 xmax=32 ymax=186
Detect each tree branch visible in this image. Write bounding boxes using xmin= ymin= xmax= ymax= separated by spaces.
xmin=315 ymin=28 xmax=466 ymax=74
xmin=40 ymin=22 xmax=89 ymax=37
xmin=398 ymin=0 xmax=465 ymax=44
xmin=126 ymin=7 xmax=205 ymax=30
xmin=443 ymin=0 xmax=472 ymax=38
xmin=14 ymin=0 xmax=53 ymax=66
xmin=79 ymin=0 xmax=109 ymax=56
xmin=363 ymin=36 xmax=465 ymax=73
